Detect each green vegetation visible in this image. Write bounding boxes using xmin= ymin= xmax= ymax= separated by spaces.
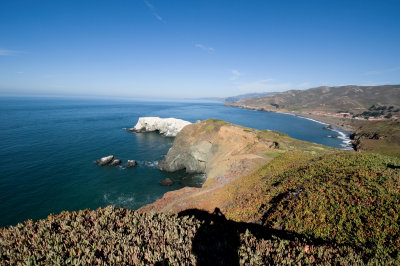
xmin=261 ymin=152 xmax=400 ymax=258
xmin=224 ymin=151 xmax=400 ymax=263
xmin=254 ymin=128 xmax=332 ymax=155
xmin=200 ymin=119 xmax=230 ymax=133
xmin=351 ymin=105 xmax=398 ymax=119
xmin=351 ymin=120 xmax=400 ymax=157
xmin=0 ymin=206 xmax=367 ymax=265
xmin=358 ymin=111 xmax=384 ymax=118
xmin=0 ymin=207 xmax=199 ymax=265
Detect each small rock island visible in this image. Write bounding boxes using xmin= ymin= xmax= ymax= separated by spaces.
xmin=129 ymin=117 xmax=191 ymax=137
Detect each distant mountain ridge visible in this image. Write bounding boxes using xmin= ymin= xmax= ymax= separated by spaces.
xmin=194 ymin=92 xmax=277 ymax=103
xmin=223 ymin=92 xmax=277 ymax=103
xmin=227 ymin=85 xmax=400 ymax=113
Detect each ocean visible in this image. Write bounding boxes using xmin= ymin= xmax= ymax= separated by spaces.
xmin=0 ymin=97 xmax=350 ymax=226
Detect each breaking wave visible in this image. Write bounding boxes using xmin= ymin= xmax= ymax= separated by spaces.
xmin=103 ymin=193 xmax=159 ymax=209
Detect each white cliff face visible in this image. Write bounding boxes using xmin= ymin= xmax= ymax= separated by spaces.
xmin=131 ymin=117 xmax=192 ymax=137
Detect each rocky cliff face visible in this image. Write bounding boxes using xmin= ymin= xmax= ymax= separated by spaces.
xmin=159 ymin=139 xmax=212 ymax=173
xmin=130 ymin=117 xmax=191 ymax=137
xmin=158 ymin=120 xmax=278 ymax=184
xmin=140 ymin=119 xmax=332 ymax=213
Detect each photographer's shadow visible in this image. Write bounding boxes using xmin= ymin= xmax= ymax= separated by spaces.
xmin=178 ymin=206 xmax=341 ymax=266
xmin=179 ymin=208 xmax=240 ymax=266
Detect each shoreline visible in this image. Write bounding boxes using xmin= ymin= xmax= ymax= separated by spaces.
xmin=292 ymin=114 xmax=353 ymax=150
xmin=225 ymin=104 xmax=356 ymax=150
xmin=289 ymin=112 xmax=359 ymax=132
xmin=225 ymin=103 xmax=364 ymax=132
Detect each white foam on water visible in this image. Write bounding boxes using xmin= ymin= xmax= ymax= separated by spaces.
xmin=335 ymin=130 xmax=353 ymax=150
xmin=103 ymin=193 xmax=137 ymax=208
xmin=103 ymin=192 xmax=161 ymax=209
xmin=294 ymin=115 xmax=353 ymax=150
xmin=279 ymin=112 xmax=296 ymax=116
xmin=135 ymin=160 xmax=159 ymax=168
xmin=147 ymin=161 xmax=159 ymax=168
xmin=296 ymin=115 xmax=329 ymax=126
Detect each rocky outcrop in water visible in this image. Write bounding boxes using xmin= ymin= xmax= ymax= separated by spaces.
xmin=109 ymin=159 xmax=122 ymax=166
xmin=160 ymin=178 xmax=174 ymax=186
xmin=124 ymin=160 xmax=137 ymax=168
xmin=129 ymin=117 xmax=192 ymax=137
xmin=159 ymin=140 xmax=213 ymax=173
xmin=96 ymin=155 xmax=122 ymax=166
xmin=96 ymin=155 xmax=114 ymax=166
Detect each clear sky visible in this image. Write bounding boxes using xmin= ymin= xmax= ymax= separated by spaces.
xmin=1 ymin=0 xmax=399 ymax=99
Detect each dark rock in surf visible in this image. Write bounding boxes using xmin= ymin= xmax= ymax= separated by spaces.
xmin=109 ymin=159 xmax=122 ymax=166
xmin=96 ymin=155 xmax=115 ymax=166
xmin=322 ymin=124 xmax=334 ymax=130
xmin=124 ymin=160 xmax=137 ymax=168
xmin=96 ymin=155 xmax=122 ymax=166
xmin=160 ymin=178 xmax=174 ymax=186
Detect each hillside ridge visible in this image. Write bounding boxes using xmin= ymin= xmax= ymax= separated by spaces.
xmin=227 ymin=85 xmax=400 ymax=113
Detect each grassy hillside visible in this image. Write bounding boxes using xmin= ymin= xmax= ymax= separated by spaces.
xmin=229 ymin=85 xmax=400 ymax=114
xmin=223 ymin=151 xmax=400 ymax=262
xmin=351 ymin=120 xmax=400 ymax=157
xmin=1 ymin=151 xmax=399 ymax=264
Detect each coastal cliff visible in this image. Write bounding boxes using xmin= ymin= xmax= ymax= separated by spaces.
xmin=158 ymin=119 xmax=278 ymax=177
xmin=140 ymin=119 xmax=332 ymax=213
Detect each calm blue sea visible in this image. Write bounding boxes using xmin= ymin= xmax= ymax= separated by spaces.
xmin=0 ymin=97 xmax=349 ymax=226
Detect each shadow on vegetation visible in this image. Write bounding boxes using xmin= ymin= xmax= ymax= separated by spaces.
xmin=177 ymin=207 xmax=339 ymax=265
xmin=387 ymin=163 xmax=400 ymax=169
xmin=259 ymin=188 xmax=303 ymax=227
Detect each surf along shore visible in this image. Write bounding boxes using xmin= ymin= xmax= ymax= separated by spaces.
xmin=224 ymin=103 xmax=356 ymax=150
xmin=224 ymin=102 xmax=367 ymax=132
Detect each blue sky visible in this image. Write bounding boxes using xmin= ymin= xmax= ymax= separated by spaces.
xmin=0 ymin=0 xmax=399 ymax=98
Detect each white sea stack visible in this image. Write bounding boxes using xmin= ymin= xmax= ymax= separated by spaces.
xmin=130 ymin=117 xmax=192 ymax=137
